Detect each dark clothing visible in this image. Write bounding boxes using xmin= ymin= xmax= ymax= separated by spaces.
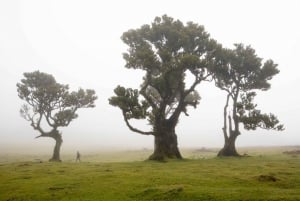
xmin=76 ymin=151 xmax=81 ymax=162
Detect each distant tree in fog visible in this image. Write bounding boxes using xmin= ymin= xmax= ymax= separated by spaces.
xmin=17 ymin=71 xmax=97 ymax=162
xmin=212 ymin=44 xmax=284 ymax=157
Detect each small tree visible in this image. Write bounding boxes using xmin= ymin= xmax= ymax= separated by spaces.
xmin=17 ymin=71 xmax=97 ymax=161
xmin=109 ymin=15 xmax=216 ymax=160
xmin=213 ymin=44 xmax=284 ymax=156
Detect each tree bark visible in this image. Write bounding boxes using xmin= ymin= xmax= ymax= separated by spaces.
xmin=217 ymin=132 xmax=240 ymax=157
xmin=149 ymin=124 xmax=182 ymax=161
xmin=218 ymin=91 xmax=241 ymax=157
xmin=49 ymin=133 xmax=63 ymax=162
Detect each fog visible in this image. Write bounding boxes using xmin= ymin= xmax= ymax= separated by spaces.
xmin=1 ymin=0 xmax=299 ymax=154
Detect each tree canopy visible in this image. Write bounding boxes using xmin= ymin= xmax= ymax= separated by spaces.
xmin=17 ymin=71 xmax=97 ymax=161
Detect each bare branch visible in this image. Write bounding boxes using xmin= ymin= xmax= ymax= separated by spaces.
xmin=228 ymin=115 xmax=233 ymax=134
xmin=122 ymin=111 xmax=154 ymax=136
xmin=222 ymin=93 xmax=230 ymax=142
xmin=140 ymin=78 xmax=159 ymax=110
xmin=169 ymin=70 xmax=208 ymax=122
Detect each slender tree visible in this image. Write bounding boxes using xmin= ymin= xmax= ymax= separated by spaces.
xmin=17 ymin=71 xmax=97 ymax=161
xmin=213 ymin=44 xmax=284 ymax=156
xmin=109 ymin=15 xmax=217 ymax=161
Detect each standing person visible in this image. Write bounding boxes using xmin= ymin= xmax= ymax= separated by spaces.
xmin=76 ymin=151 xmax=81 ymax=162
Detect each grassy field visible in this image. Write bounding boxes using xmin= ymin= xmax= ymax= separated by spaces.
xmin=0 ymin=147 xmax=300 ymax=201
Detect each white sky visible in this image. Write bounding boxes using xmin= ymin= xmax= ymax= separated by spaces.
xmin=0 ymin=0 xmax=299 ymax=153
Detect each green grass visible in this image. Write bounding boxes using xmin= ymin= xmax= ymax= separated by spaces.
xmin=0 ymin=148 xmax=300 ymax=201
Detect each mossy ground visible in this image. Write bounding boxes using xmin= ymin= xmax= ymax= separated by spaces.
xmin=0 ymin=147 xmax=299 ymax=201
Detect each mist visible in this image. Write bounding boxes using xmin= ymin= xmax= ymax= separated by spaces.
xmin=1 ymin=0 xmax=300 ymax=155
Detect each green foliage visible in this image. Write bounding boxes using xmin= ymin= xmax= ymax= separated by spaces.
xmin=17 ymin=71 xmax=68 ymax=113
xmin=109 ymin=86 xmax=149 ymax=119
xmin=17 ymin=70 xmax=97 ymax=130
xmin=0 ymin=151 xmax=300 ymax=201
xmin=110 ymin=15 xmax=215 ymax=134
xmin=213 ymin=44 xmax=283 ymax=133
xmin=214 ymin=44 xmax=280 ymax=92
xmin=238 ymin=92 xmax=284 ymax=130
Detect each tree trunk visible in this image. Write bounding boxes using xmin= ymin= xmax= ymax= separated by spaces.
xmin=217 ymin=132 xmax=240 ymax=157
xmin=149 ymin=125 xmax=182 ymax=161
xmin=49 ymin=134 xmax=63 ymax=162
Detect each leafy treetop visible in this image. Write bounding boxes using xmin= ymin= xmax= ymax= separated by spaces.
xmin=213 ymin=44 xmax=284 ymax=131
xmin=110 ymin=15 xmax=217 ymax=135
xmin=17 ymin=71 xmax=97 ymax=135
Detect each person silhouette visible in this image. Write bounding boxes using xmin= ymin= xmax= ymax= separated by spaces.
xmin=76 ymin=151 xmax=81 ymax=162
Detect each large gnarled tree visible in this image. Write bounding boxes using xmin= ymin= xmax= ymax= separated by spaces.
xmin=17 ymin=71 xmax=97 ymax=161
xmin=109 ymin=15 xmax=216 ymax=160
xmin=213 ymin=44 xmax=284 ymax=156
